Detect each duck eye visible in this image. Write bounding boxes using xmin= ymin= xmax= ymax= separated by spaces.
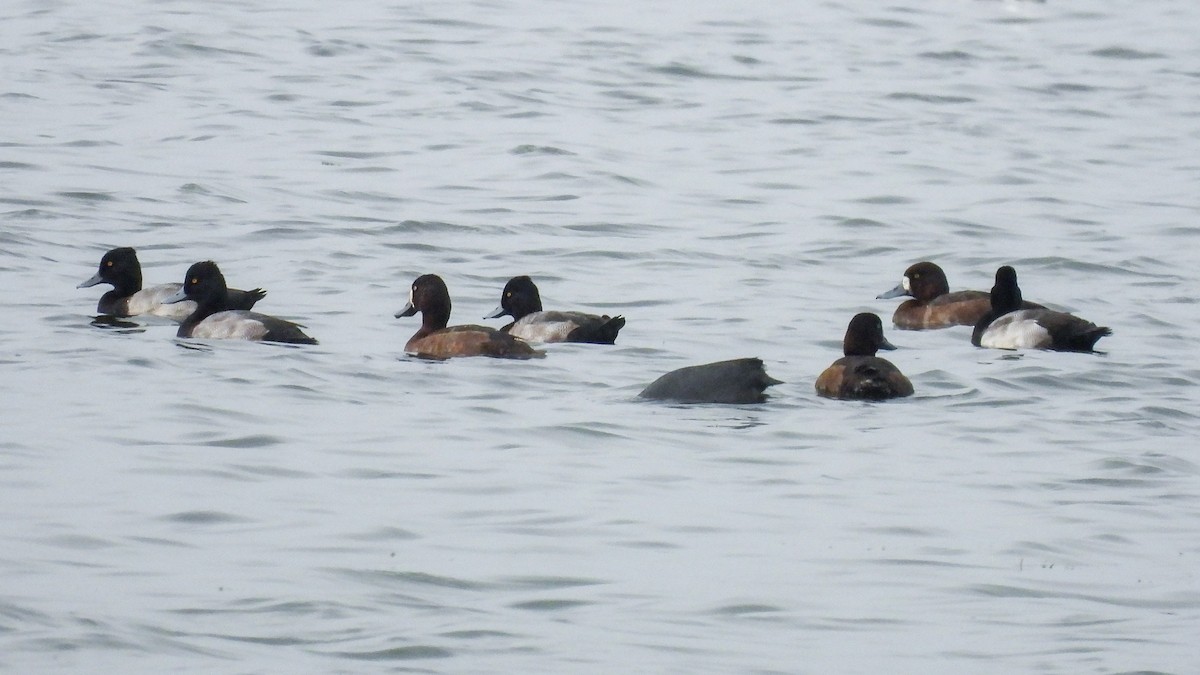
xmin=505 ymin=291 xmax=512 ymax=298
xmin=190 ymin=277 xmax=198 ymax=285
xmin=105 ymin=261 xmax=113 ymax=267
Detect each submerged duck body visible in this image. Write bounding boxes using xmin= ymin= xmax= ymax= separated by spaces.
xmin=878 ymin=261 xmax=1042 ymax=330
xmin=486 ymin=275 xmax=625 ymax=344
xmin=397 ymin=274 xmax=542 ymax=359
xmin=165 ymin=261 xmax=316 ymax=345
xmin=79 ymin=247 xmax=265 ymax=320
xmin=639 ymin=358 xmax=781 ymax=404
xmin=972 ymin=266 xmax=1111 ymax=352
xmin=816 ymin=313 xmax=913 ymax=401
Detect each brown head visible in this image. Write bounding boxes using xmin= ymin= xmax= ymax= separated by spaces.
xmin=395 ymin=273 xmax=452 ymax=333
xmin=877 ymin=261 xmax=951 ymax=303
xmin=843 ymin=312 xmax=896 ymax=357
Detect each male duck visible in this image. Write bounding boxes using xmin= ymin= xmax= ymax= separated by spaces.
xmin=79 ymin=247 xmax=265 ymax=320
xmin=164 ymin=261 xmax=315 ymax=344
xmin=971 ymin=266 xmax=1110 ymax=352
xmin=485 ymin=275 xmax=625 ymax=344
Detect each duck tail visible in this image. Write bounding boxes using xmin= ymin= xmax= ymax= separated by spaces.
xmin=1076 ymin=325 xmax=1112 ymax=351
xmin=569 ymin=315 xmax=626 ymax=344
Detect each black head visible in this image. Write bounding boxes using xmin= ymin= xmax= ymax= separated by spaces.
xmin=990 ymin=265 xmax=1023 ymax=314
xmin=843 ymin=312 xmax=896 ymax=357
xmin=173 ymin=261 xmax=229 ymax=307
xmin=79 ymin=246 xmax=142 ymax=293
xmin=490 ymin=275 xmax=543 ymax=320
xmin=395 ymin=274 xmax=451 ymax=329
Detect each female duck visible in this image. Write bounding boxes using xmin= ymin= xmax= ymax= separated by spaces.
xmin=485 ymin=275 xmax=625 ymax=344
xmin=877 ymin=261 xmax=1041 ymax=330
xmin=79 ymin=247 xmax=265 ymax=320
xmin=816 ymin=313 xmax=913 ymax=400
xmin=639 ymin=358 xmax=781 ymax=404
xmin=396 ymin=274 xmax=542 ymax=359
xmin=164 ymin=261 xmax=316 ymax=344
xmin=972 ymin=266 xmax=1110 ymax=352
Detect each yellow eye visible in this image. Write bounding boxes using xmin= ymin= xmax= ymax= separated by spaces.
xmin=190 ymin=277 xmax=198 ymax=285
xmin=105 ymin=261 xmax=113 ymax=267
xmin=505 ymin=291 xmax=511 ymax=298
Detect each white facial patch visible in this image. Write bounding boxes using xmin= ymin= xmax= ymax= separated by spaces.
xmin=901 ymin=276 xmax=911 ymax=292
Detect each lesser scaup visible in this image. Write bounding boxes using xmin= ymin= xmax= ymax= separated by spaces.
xmin=877 ymin=261 xmax=1043 ymax=330
xmin=164 ymin=261 xmax=316 ymax=345
xmin=971 ymin=266 xmax=1111 ymax=352
xmin=639 ymin=358 xmax=781 ymax=404
xmin=484 ymin=275 xmax=626 ymax=344
xmin=395 ymin=274 xmax=543 ymax=359
xmin=79 ymin=247 xmax=266 ymax=320
xmin=816 ymin=313 xmax=913 ymax=400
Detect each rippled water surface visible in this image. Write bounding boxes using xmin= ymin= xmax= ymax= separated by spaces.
xmin=3 ymin=1 xmax=1199 ymax=672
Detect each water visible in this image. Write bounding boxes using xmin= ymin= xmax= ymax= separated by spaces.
xmin=3 ymin=0 xmax=1199 ymax=672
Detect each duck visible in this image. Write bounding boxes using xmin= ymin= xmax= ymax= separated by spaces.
xmin=163 ymin=261 xmax=316 ymax=344
xmin=816 ymin=313 xmax=913 ymax=400
xmin=971 ymin=266 xmax=1111 ymax=352
xmin=396 ymin=274 xmax=543 ymax=359
xmin=877 ymin=261 xmax=1042 ymax=330
xmin=639 ymin=358 xmax=781 ymax=404
xmin=79 ymin=247 xmax=265 ymax=320
xmin=484 ymin=275 xmax=625 ymax=344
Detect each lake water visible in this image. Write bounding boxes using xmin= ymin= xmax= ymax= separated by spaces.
xmin=3 ymin=0 xmax=1198 ymax=672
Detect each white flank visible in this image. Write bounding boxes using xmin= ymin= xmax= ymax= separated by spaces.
xmin=133 ymin=284 xmax=196 ymax=320
xmin=980 ymin=311 xmax=1051 ymax=349
xmin=192 ymin=311 xmax=270 ymax=340
xmin=508 ymin=312 xmax=578 ymax=342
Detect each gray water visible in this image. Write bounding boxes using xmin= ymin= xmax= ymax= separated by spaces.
xmin=3 ymin=1 xmax=1199 ymax=672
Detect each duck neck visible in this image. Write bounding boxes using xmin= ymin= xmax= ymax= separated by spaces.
xmin=111 ymin=267 xmax=142 ymax=296
xmin=991 ymin=282 xmax=1022 ymax=315
xmin=180 ymin=292 xmax=224 ymax=334
xmin=415 ymin=304 xmax=450 ymax=338
xmin=843 ymin=335 xmax=877 ymax=358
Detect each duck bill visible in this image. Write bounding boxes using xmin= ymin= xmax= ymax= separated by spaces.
xmin=876 ymin=283 xmax=909 ymax=300
xmin=483 ymin=305 xmax=506 ymax=319
xmin=77 ymin=272 xmax=104 ymax=289
xmin=394 ymin=302 xmax=417 ymax=318
xmin=162 ymin=287 xmax=189 ymax=304
xmin=878 ymin=337 xmax=898 ymax=351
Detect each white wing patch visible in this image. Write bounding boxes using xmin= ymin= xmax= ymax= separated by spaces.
xmin=191 ymin=311 xmax=270 ymax=340
xmin=980 ymin=310 xmax=1052 ymax=349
